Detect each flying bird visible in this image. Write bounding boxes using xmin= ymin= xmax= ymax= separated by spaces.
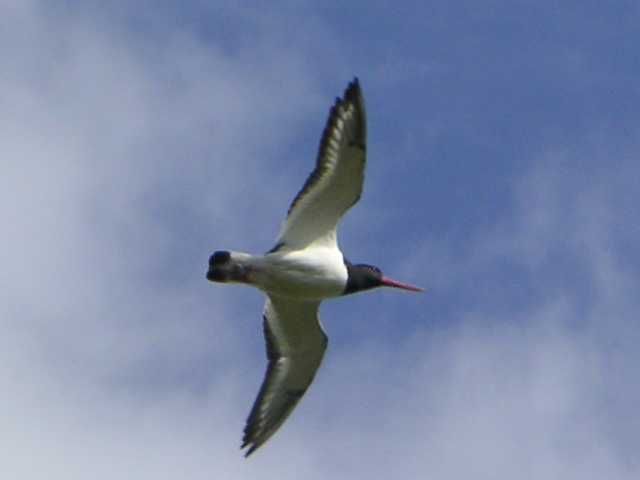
xmin=207 ymin=78 xmax=422 ymax=457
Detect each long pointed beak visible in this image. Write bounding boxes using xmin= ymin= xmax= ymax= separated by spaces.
xmin=380 ymin=276 xmax=424 ymax=292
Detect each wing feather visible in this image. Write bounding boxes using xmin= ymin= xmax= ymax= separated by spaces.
xmin=275 ymin=78 xmax=367 ymax=250
xmin=241 ymin=296 xmax=327 ymax=456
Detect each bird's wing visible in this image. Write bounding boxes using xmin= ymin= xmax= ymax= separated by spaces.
xmin=241 ymin=296 xmax=327 ymax=457
xmin=273 ymin=78 xmax=367 ymax=251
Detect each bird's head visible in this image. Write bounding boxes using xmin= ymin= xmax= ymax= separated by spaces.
xmin=343 ymin=262 xmax=423 ymax=295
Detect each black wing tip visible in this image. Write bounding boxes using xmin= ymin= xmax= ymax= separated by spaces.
xmin=241 ymin=439 xmax=259 ymax=458
xmin=241 ymin=446 xmax=257 ymax=458
xmin=333 ymin=78 xmax=361 ymax=106
xmin=342 ymin=77 xmax=362 ymax=105
xmin=346 ymin=76 xmax=360 ymax=93
xmin=241 ymin=427 xmax=260 ymax=457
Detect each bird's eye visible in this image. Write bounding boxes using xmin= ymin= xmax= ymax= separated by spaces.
xmin=360 ymin=264 xmax=381 ymax=275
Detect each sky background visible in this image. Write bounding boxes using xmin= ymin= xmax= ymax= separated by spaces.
xmin=2 ymin=1 xmax=640 ymax=478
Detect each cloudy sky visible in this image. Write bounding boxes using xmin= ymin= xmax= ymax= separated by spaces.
xmin=2 ymin=1 xmax=639 ymax=478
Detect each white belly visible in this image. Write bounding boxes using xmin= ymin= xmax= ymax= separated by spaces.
xmin=251 ymin=247 xmax=348 ymax=300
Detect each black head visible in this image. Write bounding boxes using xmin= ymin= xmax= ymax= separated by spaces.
xmin=343 ymin=262 xmax=423 ymax=295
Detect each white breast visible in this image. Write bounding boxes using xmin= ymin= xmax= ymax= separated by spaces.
xmin=252 ymin=247 xmax=348 ymax=300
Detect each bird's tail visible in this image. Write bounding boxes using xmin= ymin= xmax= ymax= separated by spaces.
xmin=206 ymin=250 xmax=253 ymax=283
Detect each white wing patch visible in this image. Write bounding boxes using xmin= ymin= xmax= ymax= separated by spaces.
xmin=241 ymin=296 xmax=327 ymax=456
xmin=275 ymin=78 xmax=367 ymax=250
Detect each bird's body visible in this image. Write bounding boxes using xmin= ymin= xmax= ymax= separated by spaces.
xmin=258 ymin=247 xmax=348 ymax=299
xmin=207 ymin=78 xmax=422 ymax=456
xmin=212 ymin=247 xmax=348 ymax=300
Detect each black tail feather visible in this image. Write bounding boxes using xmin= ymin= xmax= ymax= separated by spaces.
xmin=207 ymin=251 xmax=250 ymax=283
xmin=207 ymin=250 xmax=233 ymax=282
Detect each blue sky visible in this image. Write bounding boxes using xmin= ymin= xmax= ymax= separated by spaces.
xmin=2 ymin=1 xmax=639 ymax=478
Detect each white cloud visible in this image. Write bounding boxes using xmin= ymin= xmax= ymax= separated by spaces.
xmin=0 ymin=4 xmax=331 ymax=477
xmin=1 ymin=2 xmax=639 ymax=479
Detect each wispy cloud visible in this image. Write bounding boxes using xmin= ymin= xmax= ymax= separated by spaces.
xmin=1 ymin=2 xmax=639 ymax=479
